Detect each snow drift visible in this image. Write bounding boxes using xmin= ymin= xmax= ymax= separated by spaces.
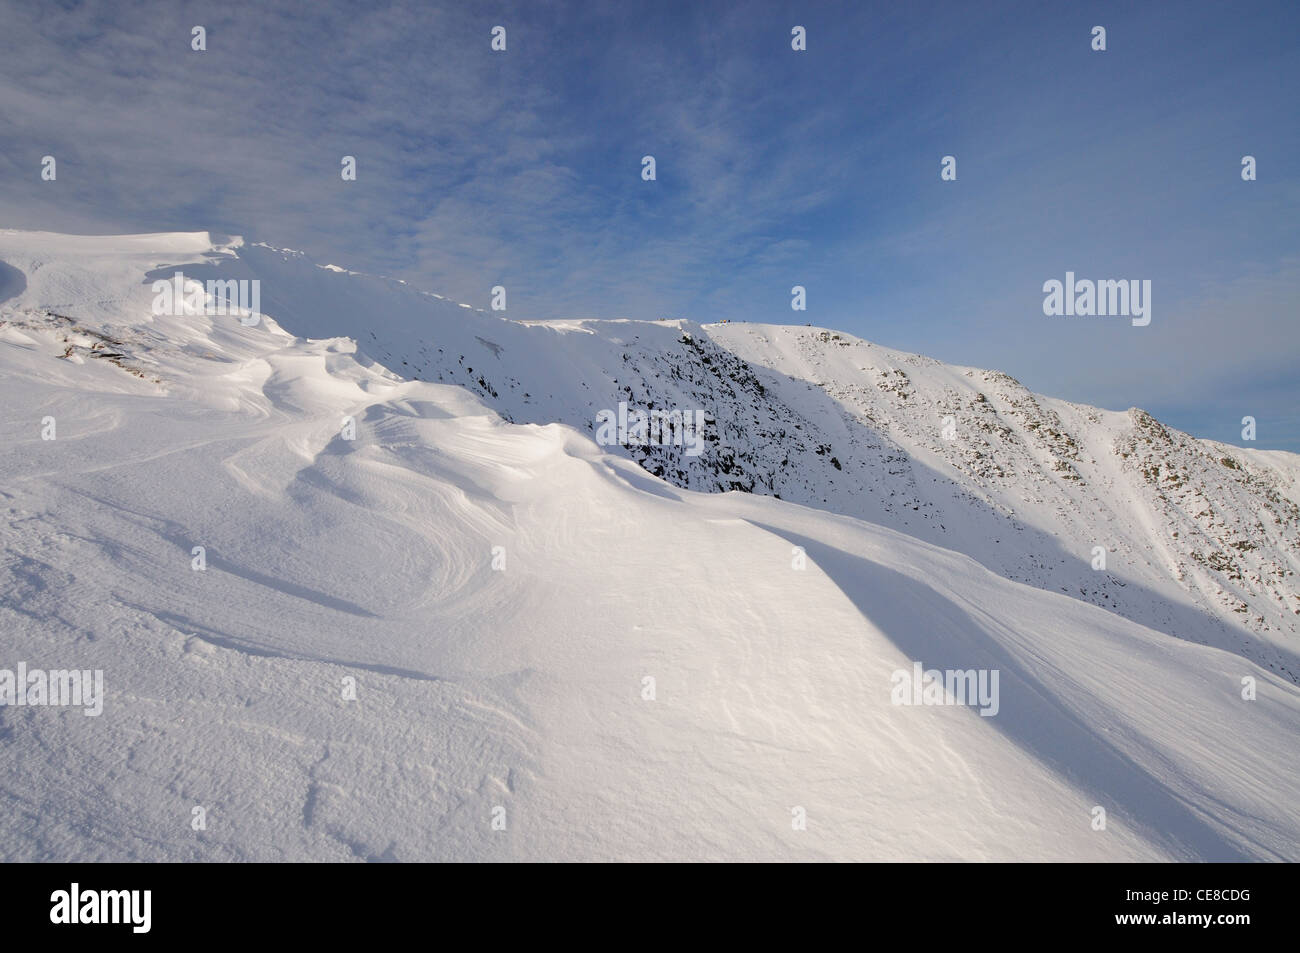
xmin=0 ymin=229 xmax=1296 ymax=861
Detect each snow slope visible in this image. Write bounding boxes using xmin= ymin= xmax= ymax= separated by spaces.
xmin=0 ymin=229 xmax=1297 ymax=861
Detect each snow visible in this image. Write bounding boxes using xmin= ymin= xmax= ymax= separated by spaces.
xmin=0 ymin=229 xmax=1296 ymax=861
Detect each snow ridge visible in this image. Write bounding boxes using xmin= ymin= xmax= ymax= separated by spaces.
xmin=1 ymin=229 xmax=1297 ymax=862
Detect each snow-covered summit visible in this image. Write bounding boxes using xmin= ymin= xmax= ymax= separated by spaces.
xmin=1 ymin=229 xmax=1296 ymax=861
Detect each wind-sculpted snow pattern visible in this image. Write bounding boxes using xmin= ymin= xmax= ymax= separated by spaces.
xmin=1 ymin=230 xmax=1297 ymax=861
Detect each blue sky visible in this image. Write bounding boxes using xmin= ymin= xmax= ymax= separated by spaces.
xmin=2 ymin=0 xmax=1297 ymax=448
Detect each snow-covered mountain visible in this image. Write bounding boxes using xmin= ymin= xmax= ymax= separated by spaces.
xmin=2 ymin=229 xmax=1297 ymax=861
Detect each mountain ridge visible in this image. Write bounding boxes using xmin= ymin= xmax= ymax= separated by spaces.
xmin=1 ymin=228 xmax=1296 ymax=861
